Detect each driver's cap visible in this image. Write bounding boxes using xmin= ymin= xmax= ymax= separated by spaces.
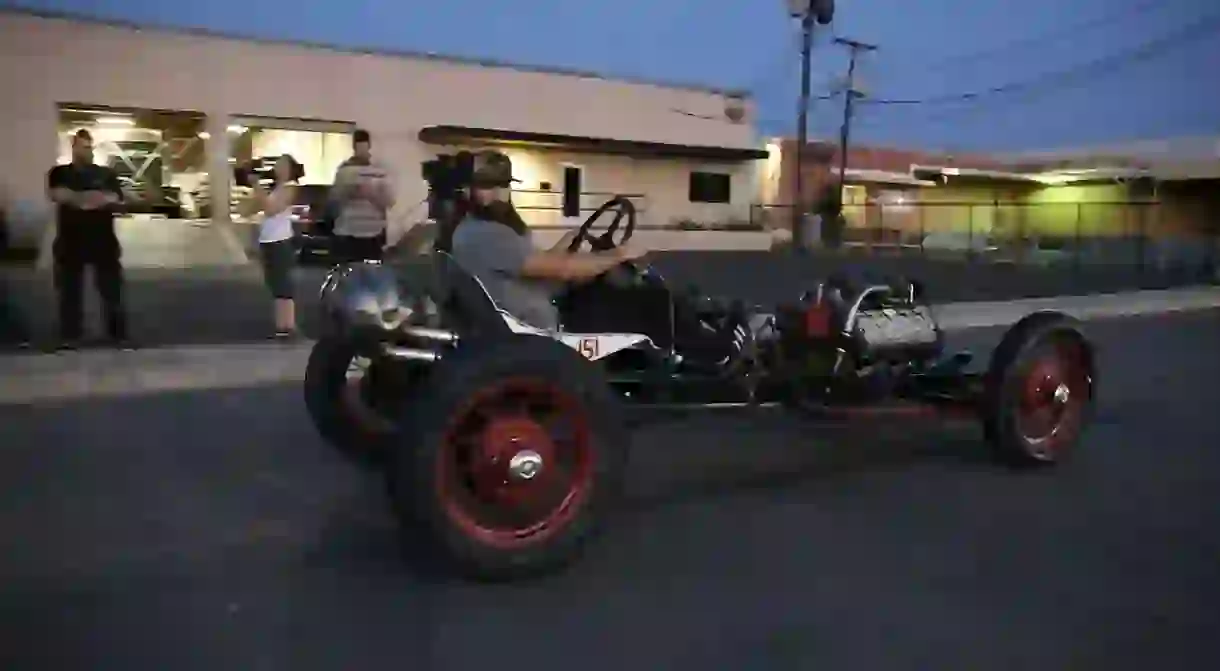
xmin=470 ymin=151 xmax=521 ymax=189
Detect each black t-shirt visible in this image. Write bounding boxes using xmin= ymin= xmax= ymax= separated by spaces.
xmin=47 ymin=163 xmax=124 ymax=255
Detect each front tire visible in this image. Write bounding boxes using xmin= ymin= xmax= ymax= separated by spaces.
xmin=982 ymin=312 xmax=1096 ymax=467
xmin=386 ymin=335 xmax=628 ymax=581
xmin=304 ymin=337 xmax=397 ymax=468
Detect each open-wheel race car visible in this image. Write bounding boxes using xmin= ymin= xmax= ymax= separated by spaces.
xmin=304 ymin=195 xmax=1096 ymax=581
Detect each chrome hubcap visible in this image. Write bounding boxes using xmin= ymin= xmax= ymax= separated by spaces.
xmin=508 ymin=450 xmax=544 ymax=481
xmin=1053 ymin=383 xmax=1070 ymax=405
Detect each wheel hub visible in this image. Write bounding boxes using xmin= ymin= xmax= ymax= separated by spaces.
xmin=1053 ymin=382 xmax=1070 ymax=405
xmin=1019 ymin=354 xmax=1082 ymax=450
xmin=471 ymin=417 xmax=556 ymax=503
xmin=508 ymin=449 xmax=544 ymax=481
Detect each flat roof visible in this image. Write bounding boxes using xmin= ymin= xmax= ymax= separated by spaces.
xmin=994 ymin=135 xmax=1220 ymax=163
xmin=419 ymin=125 xmax=769 ymax=161
xmin=3 ymin=7 xmax=750 ymax=99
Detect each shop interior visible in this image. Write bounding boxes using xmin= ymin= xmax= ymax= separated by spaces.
xmin=226 ymin=119 xmax=354 ymax=220
xmin=57 ymin=105 xmax=208 ymax=218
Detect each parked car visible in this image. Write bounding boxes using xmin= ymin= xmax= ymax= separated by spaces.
xmin=293 ymin=184 xmax=337 ymax=265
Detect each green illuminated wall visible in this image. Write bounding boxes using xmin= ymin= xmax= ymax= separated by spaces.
xmin=1022 ymin=184 xmax=1132 ymax=237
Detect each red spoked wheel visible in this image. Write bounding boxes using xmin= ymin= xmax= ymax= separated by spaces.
xmin=437 ymin=378 xmax=595 ymax=549
xmin=1015 ymin=341 xmax=1090 ymax=460
xmin=983 ymin=312 xmax=1096 ymax=467
xmin=387 ymin=335 xmax=626 ymax=581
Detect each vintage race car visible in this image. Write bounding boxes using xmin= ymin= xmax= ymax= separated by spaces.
xmin=304 ymin=196 xmax=1096 ymax=581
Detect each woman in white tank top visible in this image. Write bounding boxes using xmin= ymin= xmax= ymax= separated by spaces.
xmin=245 ymin=155 xmax=300 ymax=339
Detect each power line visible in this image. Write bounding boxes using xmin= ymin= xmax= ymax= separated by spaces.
xmin=861 ymin=11 xmax=1220 ymax=107
xmin=913 ymin=0 xmax=1167 ymax=70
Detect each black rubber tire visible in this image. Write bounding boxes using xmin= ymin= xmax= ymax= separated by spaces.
xmin=303 ymin=337 xmax=396 ymax=469
xmin=385 ymin=335 xmax=627 ymax=582
xmin=982 ymin=311 xmax=1096 ymax=468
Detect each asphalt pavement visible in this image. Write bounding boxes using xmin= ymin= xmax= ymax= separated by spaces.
xmin=2 ymin=311 xmax=1219 ymax=670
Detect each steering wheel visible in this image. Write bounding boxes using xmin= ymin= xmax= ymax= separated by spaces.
xmin=567 ymin=196 xmax=637 ymax=253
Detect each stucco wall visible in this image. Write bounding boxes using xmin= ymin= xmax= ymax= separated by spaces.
xmin=0 ymin=12 xmax=760 ymax=244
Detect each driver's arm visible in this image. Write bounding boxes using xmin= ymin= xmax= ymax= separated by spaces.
xmin=520 ymin=247 xmax=627 ymax=281
xmin=454 ymin=220 xmax=627 ymax=283
xmin=546 ymin=229 xmax=579 ymax=253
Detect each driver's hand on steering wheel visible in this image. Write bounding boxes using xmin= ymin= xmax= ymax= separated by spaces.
xmin=553 ymin=229 xmax=581 ymax=252
xmin=614 ymin=241 xmax=649 ymax=262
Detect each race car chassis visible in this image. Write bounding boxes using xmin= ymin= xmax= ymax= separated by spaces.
xmin=305 ymin=263 xmax=1096 ymax=583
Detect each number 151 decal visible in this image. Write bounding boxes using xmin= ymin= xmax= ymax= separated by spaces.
xmin=578 ymin=337 xmax=599 ymax=359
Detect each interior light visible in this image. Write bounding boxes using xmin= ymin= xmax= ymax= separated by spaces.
xmin=197 ymin=131 xmax=211 ymax=140
xmin=96 ymin=116 xmax=135 ymax=126
xmin=227 ymin=124 xmax=247 ymax=134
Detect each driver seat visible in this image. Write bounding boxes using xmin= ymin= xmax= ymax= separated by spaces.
xmin=432 ymin=251 xmax=513 ymax=339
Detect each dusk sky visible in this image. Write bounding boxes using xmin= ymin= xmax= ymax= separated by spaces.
xmin=7 ymin=0 xmax=1218 ymax=152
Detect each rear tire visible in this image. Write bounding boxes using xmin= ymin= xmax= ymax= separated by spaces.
xmin=386 ymin=335 xmax=627 ymax=582
xmin=304 ymin=337 xmax=397 ymax=469
xmin=982 ymin=312 xmax=1096 ymax=468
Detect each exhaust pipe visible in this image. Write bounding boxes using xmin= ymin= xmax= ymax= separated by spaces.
xmin=380 ymin=324 xmax=457 ymax=362
xmin=402 ymin=325 xmax=457 ymax=343
xmin=382 ymin=346 xmax=440 ymax=362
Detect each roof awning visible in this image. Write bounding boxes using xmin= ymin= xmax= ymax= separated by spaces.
xmin=418 ymin=125 xmax=769 ymax=161
xmin=912 ymin=163 xmax=1152 ymax=186
xmin=830 ymin=167 xmax=938 ymax=187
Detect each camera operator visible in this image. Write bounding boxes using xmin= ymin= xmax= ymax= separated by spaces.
xmin=243 ymin=154 xmax=302 ymax=340
xmin=330 ymin=129 xmax=394 ymax=262
xmin=449 ymin=151 xmax=648 ymax=330
xmin=46 ymin=129 xmax=132 ymax=350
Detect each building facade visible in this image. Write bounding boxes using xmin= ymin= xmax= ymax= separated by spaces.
xmin=758 ymin=137 xmax=1219 ymax=251
xmin=0 ymin=10 xmax=766 ymax=261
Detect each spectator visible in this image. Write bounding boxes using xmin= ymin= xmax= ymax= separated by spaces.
xmin=46 ymin=129 xmax=133 ymax=350
xmin=814 ymin=186 xmax=846 ymax=249
xmin=330 ymin=128 xmax=395 ymax=262
xmin=246 ymin=154 xmax=301 ymax=340
xmin=0 ymin=187 xmax=32 ymax=350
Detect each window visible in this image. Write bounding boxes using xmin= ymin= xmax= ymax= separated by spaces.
xmin=562 ymin=166 xmax=582 ymax=218
xmin=688 ymin=171 xmax=732 ymax=204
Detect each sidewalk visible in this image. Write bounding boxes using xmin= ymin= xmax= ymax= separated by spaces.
xmin=3 ymin=286 xmax=1218 ymax=404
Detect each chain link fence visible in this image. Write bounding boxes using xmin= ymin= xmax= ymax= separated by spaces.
xmin=749 ymin=202 xmax=1220 ymax=278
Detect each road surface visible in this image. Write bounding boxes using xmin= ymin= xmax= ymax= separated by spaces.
xmin=1 ymin=312 xmax=1218 ymax=670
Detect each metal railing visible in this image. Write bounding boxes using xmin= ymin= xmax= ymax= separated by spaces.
xmin=748 ymin=202 xmax=1220 ymax=275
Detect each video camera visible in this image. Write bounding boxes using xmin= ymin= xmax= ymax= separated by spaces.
xmin=421 ymin=150 xmax=476 ymax=219
xmin=421 ymin=151 xmax=475 ymax=199
xmin=233 ymin=156 xmax=305 ymax=189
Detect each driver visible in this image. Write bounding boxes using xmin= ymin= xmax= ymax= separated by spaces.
xmin=450 ymin=151 xmax=648 ymax=330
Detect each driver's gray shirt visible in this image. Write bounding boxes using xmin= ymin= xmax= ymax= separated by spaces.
xmin=450 ymin=217 xmax=560 ymax=330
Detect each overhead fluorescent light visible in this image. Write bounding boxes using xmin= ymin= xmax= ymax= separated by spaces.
xmin=197 ymin=131 xmax=211 ymax=140
xmin=227 ymin=124 xmax=247 ymax=134
xmin=96 ymin=116 xmax=135 ymax=126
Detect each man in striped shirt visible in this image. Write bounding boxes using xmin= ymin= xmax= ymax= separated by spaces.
xmin=330 ymin=128 xmax=395 ymax=262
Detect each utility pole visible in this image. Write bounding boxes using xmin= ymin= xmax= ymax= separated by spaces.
xmin=787 ymin=0 xmax=835 ymax=252
xmin=833 ymin=37 xmax=877 ymax=204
